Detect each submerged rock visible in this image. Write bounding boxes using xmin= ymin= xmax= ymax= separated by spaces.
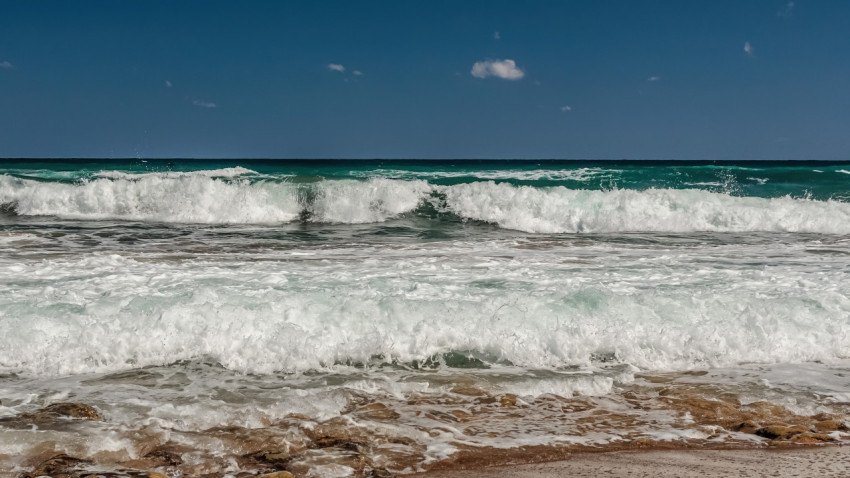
xmin=814 ymin=419 xmax=848 ymax=432
xmin=303 ymin=418 xmax=369 ymax=450
xmin=499 ymin=393 xmax=517 ymax=407
xmin=257 ymin=472 xmax=294 ymax=478
xmin=450 ymin=386 xmax=488 ymax=397
xmin=23 ymin=402 xmax=102 ymax=422
xmin=247 ymin=449 xmax=292 ymax=465
xmin=367 ymin=468 xmax=395 ymax=478
xmin=356 ymin=402 xmax=401 ymax=421
xmin=20 ymin=453 xmax=90 ymax=478
xmin=142 ymin=446 xmax=184 ymax=466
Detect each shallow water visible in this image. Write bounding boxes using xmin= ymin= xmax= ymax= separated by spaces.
xmin=1 ymin=160 xmax=849 ymax=476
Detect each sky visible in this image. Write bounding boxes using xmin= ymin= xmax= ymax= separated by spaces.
xmin=1 ymin=0 xmax=849 ymax=159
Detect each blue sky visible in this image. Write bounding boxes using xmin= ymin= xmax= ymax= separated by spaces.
xmin=1 ymin=0 xmax=848 ymax=159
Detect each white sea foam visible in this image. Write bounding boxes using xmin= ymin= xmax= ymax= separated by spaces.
xmin=1 ymin=236 xmax=849 ymax=377
xmin=310 ymin=178 xmax=431 ymax=223
xmin=0 ymin=173 xmax=302 ymax=223
xmin=2 ymin=172 xmax=850 ymax=232
xmin=440 ymin=181 xmax=850 ymax=233
xmin=0 ymin=174 xmax=428 ymax=224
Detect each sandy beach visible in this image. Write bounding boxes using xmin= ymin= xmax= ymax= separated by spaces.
xmin=415 ymin=446 xmax=850 ymax=478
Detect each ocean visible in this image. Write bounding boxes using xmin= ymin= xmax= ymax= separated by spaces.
xmin=1 ymin=159 xmax=849 ymax=476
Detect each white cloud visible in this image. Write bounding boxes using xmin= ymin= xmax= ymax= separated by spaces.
xmin=561 ymin=105 xmax=572 ymax=112
xmin=744 ymin=41 xmax=753 ymax=56
xmin=328 ymin=63 xmax=345 ymax=72
xmin=165 ymin=80 xmax=172 ymax=88
xmin=494 ymin=31 xmax=501 ymax=40
xmin=192 ymin=99 xmax=217 ymax=108
xmin=0 ymin=61 xmax=14 ymax=70
xmin=647 ymin=76 xmax=660 ymax=82
xmin=778 ymin=1 xmax=794 ymax=17
xmin=352 ymin=70 xmax=363 ymax=76
xmin=470 ymin=59 xmax=525 ymax=80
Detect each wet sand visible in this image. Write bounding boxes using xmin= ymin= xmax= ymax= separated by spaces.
xmin=415 ymin=446 xmax=850 ymax=478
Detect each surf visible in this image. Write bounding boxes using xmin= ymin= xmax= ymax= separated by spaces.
xmin=3 ymin=170 xmax=850 ymax=235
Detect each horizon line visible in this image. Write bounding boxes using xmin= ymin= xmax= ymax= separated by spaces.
xmin=2 ymin=157 xmax=849 ymax=163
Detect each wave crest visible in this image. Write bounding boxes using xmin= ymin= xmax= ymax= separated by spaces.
xmin=442 ymin=181 xmax=850 ymax=234
xmin=3 ymin=172 xmax=850 ymax=233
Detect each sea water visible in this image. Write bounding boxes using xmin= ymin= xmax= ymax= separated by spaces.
xmin=1 ymin=160 xmax=849 ymax=475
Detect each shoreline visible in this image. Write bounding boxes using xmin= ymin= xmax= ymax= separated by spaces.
xmin=412 ymin=445 xmax=850 ymax=478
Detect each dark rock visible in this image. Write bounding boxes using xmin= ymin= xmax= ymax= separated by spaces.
xmin=20 ymin=454 xmax=90 ymax=478
xmin=733 ymin=420 xmax=758 ymax=434
xmin=21 ymin=402 xmax=102 ymax=422
xmin=755 ymin=424 xmax=807 ymax=439
xmin=244 ymin=449 xmax=292 ymax=468
xmin=143 ymin=447 xmax=183 ymax=466
xmin=367 ymin=468 xmax=395 ymax=477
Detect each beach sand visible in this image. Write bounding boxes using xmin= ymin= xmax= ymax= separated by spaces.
xmin=416 ymin=446 xmax=850 ymax=478
xmin=414 ymin=446 xmax=850 ymax=477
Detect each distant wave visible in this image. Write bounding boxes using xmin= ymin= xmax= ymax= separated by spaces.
xmin=2 ymin=171 xmax=850 ymax=233
xmin=350 ymin=167 xmax=614 ymax=182
xmin=93 ymin=166 xmax=259 ymax=179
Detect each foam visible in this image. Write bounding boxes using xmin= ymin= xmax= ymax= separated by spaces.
xmin=3 ymin=173 xmax=850 ymax=233
xmin=440 ymin=181 xmax=850 ymax=233
xmin=0 ymin=174 xmax=428 ymax=225
xmin=2 ymin=235 xmax=849 ymax=377
xmin=309 ymin=178 xmax=430 ymax=223
xmin=0 ymin=173 xmax=302 ymax=223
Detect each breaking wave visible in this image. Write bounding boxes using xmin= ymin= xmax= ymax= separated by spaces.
xmin=2 ymin=171 xmax=850 ymax=233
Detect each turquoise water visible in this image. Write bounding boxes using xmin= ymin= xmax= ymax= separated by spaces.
xmin=3 ymin=159 xmax=850 ymax=199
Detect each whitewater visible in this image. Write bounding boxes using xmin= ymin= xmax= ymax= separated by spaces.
xmin=1 ymin=159 xmax=850 ymax=476
xmin=3 ymin=167 xmax=850 ymax=233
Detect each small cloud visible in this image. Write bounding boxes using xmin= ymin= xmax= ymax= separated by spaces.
xmin=352 ymin=70 xmax=363 ymax=76
xmin=165 ymin=80 xmax=172 ymax=88
xmin=0 ymin=61 xmax=14 ymax=70
xmin=470 ymin=59 xmax=525 ymax=80
xmin=647 ymin=76 xmax=660 ymax=82
xmin=744 ymin=41 xmax=754 ymax=56
xmin=560 ymin=105 xmax=572 ymax=112
xmin=328 ymin=63 xmax=345 ymax=73
xmin=778 ymin=1 xmax=794 ymax=17
xmin=494 ymin=31 xmax=501 ymax=40
xmin=192 ymin=99 xmax=217 ymax=108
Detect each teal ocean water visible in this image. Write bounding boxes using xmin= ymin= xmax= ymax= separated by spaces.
xmin=1 ymin=159 xmax=850 ymax=475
